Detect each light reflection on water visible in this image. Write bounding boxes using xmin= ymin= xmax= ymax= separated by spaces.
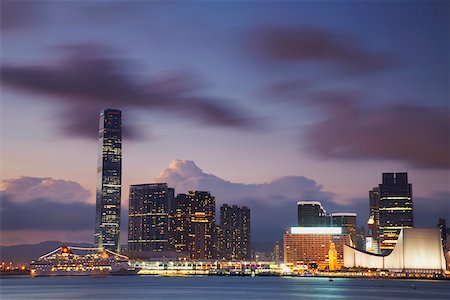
xmin=1 ymin=276 xmax=449 ymax=300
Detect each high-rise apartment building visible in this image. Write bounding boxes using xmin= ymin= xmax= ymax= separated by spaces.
xmin=95 ymin=109 xmax=122 ymax=253
xmin=172 ymin=193 xmax=191 ymax=255
xmin=127 ymin=183 xmax=175 ymax=255
xmin=379 ymin=172 xmax=413 ymax=254
xmin=175 ymin=191 xmax=216 ymax=260
xmin=219 ymin=204 xmax=251 ymax=260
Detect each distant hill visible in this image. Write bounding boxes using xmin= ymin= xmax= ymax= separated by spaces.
xmin=0 ymin=241 xmax=93 ymax=265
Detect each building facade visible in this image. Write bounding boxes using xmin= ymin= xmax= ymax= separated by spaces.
xmin=176 ymin=191 xmax=216 ymax=260
xmin=379 ymin=173 xmax=413 ymax=254
xmin=95 ymin=109 xmax=122 ymax=253
xmin=437 ymin=218 xmax=447 ymax=249
xmin=219 ymin=204 xmax=251 ymax=260
xmin=128 ymin=183 xmax=175 ymax=256
xmin=367 ymin=187 xmax=381 ymax=253
xmin=330 ymin=213 xmax=357 ymax=245
xmin=297 ymin=201 xmax=328 ymax=227
xmin=344 ymin=228 xmax=446 ymax=272
xmin=283 ymin=227 xmax=349 ymax=269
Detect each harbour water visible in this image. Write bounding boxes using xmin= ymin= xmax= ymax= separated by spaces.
xmin=1 ymin=276 xmax=449 ymax=300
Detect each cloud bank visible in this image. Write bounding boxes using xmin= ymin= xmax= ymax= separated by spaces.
xmin=154 ymin=159 xmax=343 ymax=241
xmin=0 ymin=176 xmax=91 ymax=204
xmin=301 ymin=91 xmax=450 ymax=169
xmin=1 ymin=44 xmax=260 ymax=140
xmin=249 ymin=25 xmax=398 ymax=74
xmin=0 ymin=177 xmax=94 ymax=242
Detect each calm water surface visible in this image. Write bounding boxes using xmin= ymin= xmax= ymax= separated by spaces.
xmin=1 ymin=276 xmax=449 ymax=300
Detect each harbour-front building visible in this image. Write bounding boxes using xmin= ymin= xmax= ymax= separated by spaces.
xmin=128 ymin=183 xmax=175 ymax=257
xmin=219 ymin=204 xmax=251 ymax=260
xmin=283 ymin=227 xmax=349 ymax=269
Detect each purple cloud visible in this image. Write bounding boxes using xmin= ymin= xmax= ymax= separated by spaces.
xmin=0 ymin=196 xmax=94 ymax=231
xmin=249 ymin=26 xmax=399 ymax=74
xmin=154 ymin=159 xmax=337 ymax=242
xmin=0 ymin=176 xmax=93 ymax=231
xmin=1 ymin=44 xmax=260 ymax=139
xmin=300 ymin=91 xmax=450 ymax=169
xmin=1 ymin=176 xmax=91 ymax=204
xmin=0 ymin=1 xmax=41 ymax=31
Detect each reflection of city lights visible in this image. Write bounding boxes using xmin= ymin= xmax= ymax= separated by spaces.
xmin=280 ymin=263 xmax=291 ymax=274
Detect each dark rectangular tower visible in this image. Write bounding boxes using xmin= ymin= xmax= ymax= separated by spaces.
xmin=367 ymin=187 xmax=380 ymax=253
xmin=297 ymin=201 xmax=328 ymax=227
xmin=219 ymin=204 xmax=251 ymax=260
xmin=95 ymin=109 xmax=122 ymax=253
xmin=128 ymin=183 xmax=175 ymax=255
xmin=379 ymin=172 xmax=413 ymax=254
xmin=175 ymin=191 xmax=216 ymax=260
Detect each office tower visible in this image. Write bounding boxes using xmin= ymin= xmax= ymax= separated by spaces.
xmin=367 ymin=187 xmax=380 ymax=253
xmin=437 ymin=218 xmax=447 ymax=248
xmin=94 ymin=109 xmax=122 ymax=253
xmin=128 ymin=183 xmax=175 ymax=255
xmin=379 ymin=172 xmax=413 ymax=254
xmin=219 ymin=204 xmax=251 ymax=260
xmin=283 ymin=227 xmax=349 ymax=269
xmin=176 ymin=191 xmax=216 ymax=260
xmin=331 ymin=213 xmax=357 ymax=245
xmin=297 ymin=201 xmax=328 ymax=227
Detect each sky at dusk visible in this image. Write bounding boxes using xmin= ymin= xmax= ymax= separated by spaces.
xmin=0 ymin=0 xmax=449 ymax=246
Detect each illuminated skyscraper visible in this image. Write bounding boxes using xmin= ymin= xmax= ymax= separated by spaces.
xmin=379 ymin=172 xmax=413 ymax=254
xmin=175 ymin=191 xmax=216 ymax=260
xmin=219 ymin=204 xmax=251 ymax=260
xmin=128 ymin=183 xmax=175 ymax=256
xmin=94 ymin=109 xmax=122 ymax=253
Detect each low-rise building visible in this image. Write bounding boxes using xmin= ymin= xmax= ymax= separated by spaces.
xmin=283 ymin=227 xmax=350 ymax=270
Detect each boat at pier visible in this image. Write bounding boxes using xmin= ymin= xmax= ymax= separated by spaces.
xmin=30 ymin=245 xmax=137 ymax=276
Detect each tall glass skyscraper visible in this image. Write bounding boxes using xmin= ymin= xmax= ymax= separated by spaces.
xmin=94 ymin=109 xmax=122 ymax=253
xmin=379 ymin=172 xmax=413 ymax=254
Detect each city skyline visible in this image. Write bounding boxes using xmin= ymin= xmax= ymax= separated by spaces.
xmin=1 ymin=1 xmax=449 ymax=247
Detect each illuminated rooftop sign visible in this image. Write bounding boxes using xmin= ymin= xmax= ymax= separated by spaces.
xmin=290 ymin=227 xmax=342 ymax=235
